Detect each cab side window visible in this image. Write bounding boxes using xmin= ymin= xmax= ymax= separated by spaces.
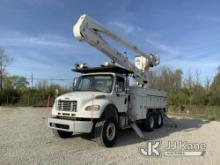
xmin=116 ymin=77 xmax=125 ymax=93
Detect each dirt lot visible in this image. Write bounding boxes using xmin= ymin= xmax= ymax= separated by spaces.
xmin=0 ymin=107 xmax=220 ymax=165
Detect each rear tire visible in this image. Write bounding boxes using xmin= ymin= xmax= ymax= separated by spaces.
xmin=52 ymin=130 xmax=73 ymax=138
xmin=142 ymin=112 xmax=155 ymax=132
xmin=94 ymin=118 xmax=118 ymax=147
xmin=153 ymin=111 xmax=163 ymax=128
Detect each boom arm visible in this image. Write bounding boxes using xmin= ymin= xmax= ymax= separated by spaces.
xmin=73 ymin=14 xmax=159 ymax=85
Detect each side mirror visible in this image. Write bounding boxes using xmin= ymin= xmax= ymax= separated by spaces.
xmin=115 ymin=84 xmax=121 ymax=96
xmin=115 ymin=84 xmax=119 ymax=94
xmin=73 ymin=77 xmax=79 ymax=91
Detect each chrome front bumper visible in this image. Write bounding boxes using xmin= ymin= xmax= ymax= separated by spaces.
xmin=48 ymin=118 xmax=93 ymax=133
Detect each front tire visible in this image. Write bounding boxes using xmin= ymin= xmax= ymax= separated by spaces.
xmin=52 ymin=130 xmax=73 ymax=138
xmin=94 ymin=118 xmax=118 ymax=147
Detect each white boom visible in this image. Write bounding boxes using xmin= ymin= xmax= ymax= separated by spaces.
xmin=73 ymin=14 xmax=160 ymax=85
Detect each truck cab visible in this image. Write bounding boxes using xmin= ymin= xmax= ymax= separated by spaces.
xmin=48 ymin=65 xmax=132 ymax=147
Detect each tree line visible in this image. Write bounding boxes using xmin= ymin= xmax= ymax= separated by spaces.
xmin=0 ymin=48 xmax=70 ymax=106
xmin=1 ymin=47 xmax=220 ymax=106
xmin=148 ymin=66 xmax=220 ymax=106
xmin=0 ymin=76 xmax=70 ymax=106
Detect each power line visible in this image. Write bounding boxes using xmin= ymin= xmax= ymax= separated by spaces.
xmin=2 ymin=77 xmax=73 ymax=81
xmin=27 ymin=78 xmax=73 ymax=81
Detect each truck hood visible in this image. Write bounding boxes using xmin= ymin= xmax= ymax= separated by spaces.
xmin=56 ymin=91 xmax=107 ymax=102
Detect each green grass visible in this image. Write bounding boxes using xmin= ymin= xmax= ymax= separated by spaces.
xmin=168 ymin=105 xmax=220 ymax=121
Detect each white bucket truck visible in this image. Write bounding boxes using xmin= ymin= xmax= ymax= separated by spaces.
xmin=48 ymin=15 xmax=167 ymax=147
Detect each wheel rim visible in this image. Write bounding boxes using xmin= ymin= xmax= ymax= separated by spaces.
xmin=106 ymin=122 xmax=116 ymax=141
xmin=158 ymin=114 xmax=162 ymax=126
xmin=150 ymin=116 xmax=154 ymax=128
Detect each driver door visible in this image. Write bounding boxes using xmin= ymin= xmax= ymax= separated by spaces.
xmin=112 ymin=76 xmax=128 ymax=113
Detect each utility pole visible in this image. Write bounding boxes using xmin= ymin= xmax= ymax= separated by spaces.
xmin=0 ymin=50 xmax=3 ymax=91
xmin=31 ymin=72 xmax=34 ymax=88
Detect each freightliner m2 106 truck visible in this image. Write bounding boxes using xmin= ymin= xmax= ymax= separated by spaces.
xmin=48 ymin=14 xmax=167 ymax=147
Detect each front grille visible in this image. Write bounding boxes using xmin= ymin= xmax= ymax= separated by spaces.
xmin=57 ymin=100 xmax=77 ymax=112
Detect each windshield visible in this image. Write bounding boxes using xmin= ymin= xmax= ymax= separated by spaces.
xmin=74 ymin=74 xmax=113 ymax=93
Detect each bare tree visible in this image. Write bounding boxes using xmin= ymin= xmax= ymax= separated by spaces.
xmin=0 ymin=48 xmax=12 ymax=90
xmin=183 ymin=70 xmax=194 ymax=89
xmin=194 ymin=69 xmax=201 ymax=86
xmin=148 ymin=66 xmax=183 ymax=95
xmin=205 ymin=77 xmax=210 ymax=93
xmin=217 ymin=65 xmax=220 ymax=74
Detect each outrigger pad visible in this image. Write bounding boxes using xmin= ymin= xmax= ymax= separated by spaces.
xmin=130 ymin=122 xmax=147 ymax=140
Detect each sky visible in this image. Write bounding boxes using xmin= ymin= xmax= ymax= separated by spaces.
xmin=0 ymin=0 xmax=220 ymax=86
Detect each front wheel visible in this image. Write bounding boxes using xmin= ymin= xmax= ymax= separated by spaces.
xmin=52 ymin=130 xmax=73 ymax=138
xmin=94 ymin=118 xmax=118 ymax=147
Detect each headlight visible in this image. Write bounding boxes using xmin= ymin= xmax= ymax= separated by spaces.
xmin=85 ymin=105 xmax=100 ymax=111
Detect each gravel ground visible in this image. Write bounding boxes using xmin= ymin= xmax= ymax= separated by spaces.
xmin=0 ymin=107 xmax=220 ymax=165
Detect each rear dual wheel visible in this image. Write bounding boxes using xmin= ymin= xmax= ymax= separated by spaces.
xmin=142 ymin=111 xmax=163 ymax=132
xmin=142 ymin=112 xmax=155 ymax=132
xmin=153 ymin=111 xmax=163 ymax=128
